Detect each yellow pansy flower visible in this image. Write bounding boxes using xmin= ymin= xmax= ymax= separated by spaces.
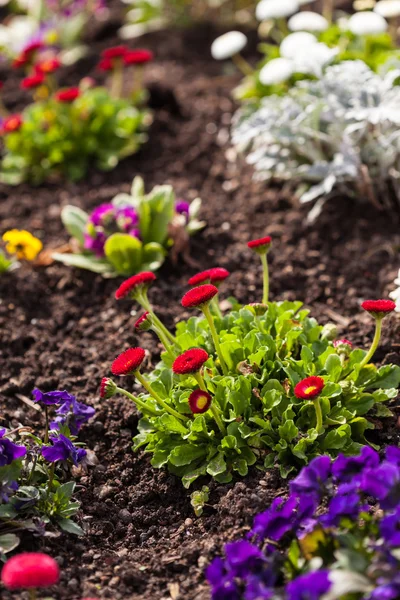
xmin=2 ymin=229 xmax=43 ymax=261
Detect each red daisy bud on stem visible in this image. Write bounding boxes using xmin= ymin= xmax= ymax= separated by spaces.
xmin=2 ymin=114 xmax=23 ymax=133
xmin=181 ymin=284 xmax=218 ymax=309
xmin=247 ymin=236 xmax=272 ymax=255
xmin=115 ymin=271 xmax=156 ymax=300
xmin=101 ymin=46 xmax=129 ymax=60
xmin=97 ymin=58 xmax=114 ymax=71
xmin=248 ymin=236 xmax=272 ymax=304
xmin=188 ymin=270 xmax=211 ymax=286
xmin=294 ymin=376 xmax=324 ymax=400
xmin=35 ymin=58 xmax=61 ymax=74
xmin=333 ymin=339 xmax=352 ymax=349
xmin=21 ymin=73 xmax=45 ymax=89
xmin=361 ymin=299 xmax=396 ymax=320
xmin=100 ymin=377 xmax=117 ymax=399
xmin=124 ymin=49 xmax=154 ymax=65
xmin=189 ymin=389 xmax=212 ymax=414
xmin=172 ymin=348 xmax=209 ymax=375
xmin=1 ymin=552 xmax=60 ymax=589
xmin=54 ymin=87 xmax=80 ymax=103
xmin=208 ymin=267 xmax=230 ymax=284
xmin=246 ymin=302 xmax=268 ymax=316
xmin=111 ymin=347 xmax=146 ymax=376
xmin=135 ymin=311 xmax=152 ymax=332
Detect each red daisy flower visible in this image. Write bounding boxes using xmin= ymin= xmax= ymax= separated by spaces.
xmin=361 ymin=299 xmax=396 ymax=319
xmin=111 ymin=348 xmax=146 ymax=376
xmin=36 ymin=58 xmax=61 ymax=74
xmin=172 ymin=348 xmax=209 ymax=375
xmin=135 ymin=311 xmax=152 ymax=332
xmin=2 ymin=114 xmax=23 ymax=133
xmin=97 ymin=58 xmax=113 ymax=71
xmin=100 ymin=377 xmax=117 ymax=399
xmin=247 ymin=236 xmax=272 ymax=254
xmin=115 ymin=272 xmax=156 ymax=300
xmin=188 ymin=389 xmax=212 ymax=414
xmin=1 ymin=552 xmax=59 ymax=589
xmin=294 ymin=376 xmax=324 ymax=400
xmin=101 ymin=46 xmax=129 ymax=60
xmin=124 ymin=49 xmax=154 ymax=65
xmin=22 ymin=41 xmax=44 ymax=57
xmin=54 ymin=87 xmax=80 ymax=103
xmin=188 ymin=270 xmax=211 ymax=286
xmin=21 ymin=73 xmax=45 ymax=89
xmin=181 ymin=284 xmax=218 ymax=309
xmin=333 ymin=339 xmax=353 ymax=348
xmin=208 ymin=267 xmax=230 ymax=284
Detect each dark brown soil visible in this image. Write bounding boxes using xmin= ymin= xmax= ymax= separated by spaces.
xmin=0 ymin=10 xmax=399 ymax=600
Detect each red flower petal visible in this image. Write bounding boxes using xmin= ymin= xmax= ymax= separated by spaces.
xmin=172 ymin=348 xmax=209 ymax=375
xmin=36 ymin=58 xmax=61 ymax=74
xmin=100 ymin=377 xmax=116 ymax=399
xmin=247 ymin=236 xmax=272 ymax=253
xmin=294 ymin=376 xmax=324 ymax=400
xmin=361 ymin=299 xmax=396 ymax=317
xmin=115 ymin=272 xmax=156 ymax=300
xmin=124 ymin=49 xmax=154 ymax=65
xmin=181 ymin=284 xmax=218 ymax=309
xmin=134 ymin=311 xmax=152 ymax=331
xmin=333 ymin=338 xmax=352 ymax=348
xmin=188 ymin=270 xmax=211 ymax=286
xmin=21 ymin=73 xmax=45 ymax=89
xmin=97 ymin=58 xmax=113 ymax=71
xmin=1 ymin=553 xmax=59 ymax=589
xmin=208 ymin=267 xmax=230 ymax=284
xmin=101 ymin=46 xmax=129 ymax=60
xmin=111 ymin=348 xmax=146 ymax=376
xmin=54 ymin=87 xmax=80 ymax=103
xmin=188 ymin=389 xmax=212 ymax=414
xmin=2 ymin=114 xmax=23 ymax=133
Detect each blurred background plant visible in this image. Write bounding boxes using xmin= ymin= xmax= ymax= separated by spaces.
xmin=53 ymin=176 xmax=205 ymax=276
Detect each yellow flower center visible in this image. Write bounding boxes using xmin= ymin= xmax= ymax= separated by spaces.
xmin=196 ymin=395 xmax=209 ymax=410
xmin=305 ymin=385 xmax=317 ymax=395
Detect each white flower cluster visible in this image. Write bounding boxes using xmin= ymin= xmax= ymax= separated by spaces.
xmin=232 ymin=61 xmax=400 ymax=219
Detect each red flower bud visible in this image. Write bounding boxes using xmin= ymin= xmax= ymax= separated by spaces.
xmin=100 ymin=377 xmax=117 ymax=399
xmin=208 ymin=267 xmax=230 ymax=284
xmin=36 ymin=58 xmax=61 ymax=74
xmin=21 ymin=73 xmax=45 ymax=89
xmin=2 ymin=114 xmax=23 ymax=133
xmin=111 ymin=348 xmax=146 ymax=376
xmin=181 ymin=284 xmax=218 ymax=309
xmin=101 ymin=46 xmax=129 ymax=60
xmin=247 ymin=236 xmax=272 ymax=254
xmin=97 ymin=58 xmax=113 ymax=71
xmin=294 ymin=376 xmax=324 ymax=400
xmin=134 ymin=311 xmax=152 ymax=331
xmin=188 ymin=270 xmax=211 ymax=286
xmin=246 ymin=302 xmax=268 ymax=316
xmin=1 ymin=553 xmax=59 ymax=589
xmin=333 ymin=339 xmax=352 ymax=348
xmin=54 ymin=87 xmax=80 ymax=103
xmin=124 ymin=49 xmax=154 ymax=65
xmin=22 ymin=41 xmax=44 ymax=57
xmin=361 ymin=299 xmax=396 ymax=319
xmin=172 ymin=348 xmax=209 ymax=375
xmin=188 ymin=389 xmax=212 ymax=414
xmin=115 ymin=272 xmax=156 ymax=300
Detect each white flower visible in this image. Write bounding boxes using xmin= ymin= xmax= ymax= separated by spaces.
xmin=211 ymin=31 xmax=247 ymax=60
xmin=259 ymin=57 xmax=295 ymax=84
xmin=347 ymin=11 xmax=388 ymax=34
xmin=389 ymin=269 xmax=400 ymax=312
xmin=298 ymin=0 xmax=317 ymax=3
xmin=280 ymin=31 xmax=317 ymax=58
xmin=256 ymin=0 xmax=299 ymax=21
xmin=374 ymin=0 xmax=400 ymax=17
xmin=288 ymin=11 xmax=329 ymax=32
xmin=0 ymin=16 xmax=38 ymax=54
xmin=293 ymin=42 xmax=339 ymax=76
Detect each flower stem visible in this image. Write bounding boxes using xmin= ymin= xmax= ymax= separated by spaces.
xmin=211 ymin=295 xmax=223 ymax=319
xmin=137 ymin=290 xmax=176 ymax=345
xmin=313 ymin=398 xmax=323 ymax=433
xmin=152 ymin=325 xmax=176 ymax=359
xmin=232 ymin=53 xmax=253 ymax=76
xmin=359 ymin=318 xmax=382 ymax=369
xmin=202 ymin=304 xmax=229 ymax=375
xmin=110 ymin=65 xmax=124 ymax=98
xmin=194 ymin=371 xmax=207 ymax=392
xmin=47 ymin=462 xmax=55 ymax=495
xmin=116 ymin=386 xmax=159 ymax=417
xmin=193 ymin=373 xmax=226 ymax=434
xmin=29 ymin=590 xmax=37 ymax=600
xmin=260 ymin=253 xmax=269 ymax=304
xmin=44 ymin=406 xmax=49 ymax=444
xmin=134 ymin=371 xmax=188 ymax=422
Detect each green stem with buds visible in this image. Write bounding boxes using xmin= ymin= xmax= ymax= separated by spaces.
xmin=359 ymin=318 xmax=382 ymax=369
xmin=313 ymin=398 xmax=323 ymax=433
xmin=116 ymin=386 xmax=159 ymax=416
xmin=152 ymin=324 xmax=175 ymax=359
xmin=134 ymin=371 xmax=188 ymax=422
xmin=202 ymin=304 xmax=229 ymax=375
xmin=260 ymin=253 xmax=269 ymax=304
xmin=193 ymin=372 xmax=226 ymax=435
xmin=136 ymin=290 xmax=176 ymax=345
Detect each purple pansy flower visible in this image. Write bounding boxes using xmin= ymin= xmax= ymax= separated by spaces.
xmin=32 ymin=388 xmax=75 ymax=406
xmin=332 ymin=446 xmax=379 ymax=484
xmin=128 ymin=228 xmax=141 ymax=240
xmin=175 ymin=200 xmax=190 ymax=222
xmin=207 ymin=557 xmax=240 ymax=600
xmin=116 ymin=206 xmax=138 ymax=232
xmin=380 ymin=506 xmax=400 ymax=547
xmin=290 ymin=455 xmax=331 ymax=496
xmin=51 ymin=397 xmax=95 ymax=435
xmin=225 ymin=540 xmax=265 ymax=578
xmin=361 ymin=462 xmax=400 ymax=510
xmin=42 ymin=434 xmax=86 ymax=466
xmin=385 ymin=446 xmax=400 ymax=467
xmin=251 ymin=493 xmax=317 ymax=543
xmin=286 ymin=570 xmax=331 ymax=600
xmin=84 ymin=231 xmax=107 ymax=257
xmin=89 ymin=203 xmax=115 ymax=226
xmin=0 ymin=480 xmax=18 ymax=503
xmin=0 ymin=429 xmax=26 ymax=467
xmin=322 ymin=482 xmax=367 ymax=527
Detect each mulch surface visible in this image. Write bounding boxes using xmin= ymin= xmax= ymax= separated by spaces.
xmin=0 ymin=7 xmax=399 ymax=600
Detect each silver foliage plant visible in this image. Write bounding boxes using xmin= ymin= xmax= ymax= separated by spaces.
xmin=232 ymin=60 xmax=400 ymax=219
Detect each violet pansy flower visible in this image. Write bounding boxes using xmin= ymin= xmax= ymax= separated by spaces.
xmin=32 ymin=388 xmax=75 ymax=406
xmin=0 ymin=429 xmax=26 ymax=466
xmin=41 ymin=433 xmax=86 ymax=466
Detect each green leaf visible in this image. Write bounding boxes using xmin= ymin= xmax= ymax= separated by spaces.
xmin=324 ymin=354 xmax=342 ymax=382
xmin=0 ymin=534 xmax=20 ymax=554
xmin=60 ymin=205 xmax=89 ymax=246
xmin=104 ymin=233 xmax=143 ymax=275
xmin=322 ymin=425 xmax=352 ymax=450
xmin=206 ymin=451 xmax=227 ymax=477
xmin=58 ymin=518 xmax=84 ymax=536
xmin=279 ymin=420 xmax=299 ymax=442
xmin=142 ymin=242 xmax=166 ymax=271
xmin=52 ymin=252 xmax=114 ymax=275
xmin=168 ymin=444 xmax=206 ymax=467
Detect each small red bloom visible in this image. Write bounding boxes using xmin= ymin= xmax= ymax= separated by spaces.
xmin=97 ymin=58 xmax=114 ymax=71
xmin=1 ymin=552 xmax=59 ymax=589
xmin=115 ymin=272 xmax=156 ymax=300
xmin=21 ymin=73 xmax=45 ymax=89
xmin=124 ymin=49 xmax=154 ymax=65
xmin=36 ymin=58 xmax=61 ymax=74
xmin=188 ymin=389 xmax=212 ymax=414
xmin=111 ymin=348 xmax=146 ymax=376
xmin=172 ymin=348 xmax=209 ymax=375
xmin=361 ymin=299 xmax=396 ymax=318
xmin=181 ymin=284 xmax=218 ymax=309
xmin=12 ymin=56 xmax=28 ymax=69
xmin=208 ymin=267 xmax=230 ymax=284
xmin=248 ymin=236 xmax=272 ymax=254
xmin=135 ymin=311 xmax=152 ymax=331
xmin=54 ymin=87 xmax=80 ymax=103
xmin=2 ymin=114 xmax=23 ymax=133
xmin=101 ymin=46 xmax=129 ymax=60
xmin=333 ymin=339 xmax=353 ymax=348
xmin=22 ymin=41 xmax=44 ymax=57
xmin=294 ymin=376 xmax=324 ymax=400
xmin=100 ymin=377 xmax=117 ymax=399
xmin=188 ymin=270 xmax=211 ymax=286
